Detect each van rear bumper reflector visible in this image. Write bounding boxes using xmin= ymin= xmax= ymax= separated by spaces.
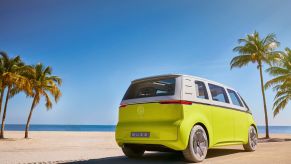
xmin=159 ymin=100 xmax=192 ymax=105
xmin=119 ymin=104 xmax=127 ymax=108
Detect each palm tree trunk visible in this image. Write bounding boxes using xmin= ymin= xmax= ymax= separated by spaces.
xmin=25 ymin=96 xmax=37 ymax=139
xmin=0 ymin=87 xmax=5 ymax=119
xmin=259 ymin=64 xmax=270 ymax=138
xmin=0 ymin=85 xmax=11 ymax=139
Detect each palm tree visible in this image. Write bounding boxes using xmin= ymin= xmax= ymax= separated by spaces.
xmin=230 ymin=31 xmax=281 ymax=138
xmin=0 ymin=52 xmax=32 ymax=139
xmin=265 ymin=48 xmax=291 ymax=116
xmin=24 ymin=63 xmax=61 ymax=138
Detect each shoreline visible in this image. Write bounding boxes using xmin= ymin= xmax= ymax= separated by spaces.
xmin=3 ymin=125 xmax=291 ymax=134
xmin=1 ymin=131 xmax=291 ymax=164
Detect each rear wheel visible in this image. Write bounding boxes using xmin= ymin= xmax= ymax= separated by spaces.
xmin=243 ymin=126 xmax=257 ymax=151
xmin=182 ymin=125 xmax=208 ymax=163
xmin=122 ymin=145 xmax=145 ymax=158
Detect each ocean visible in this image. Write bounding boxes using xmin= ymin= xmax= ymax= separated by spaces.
xmin=3 ymin=124 xmax=291 ymax=134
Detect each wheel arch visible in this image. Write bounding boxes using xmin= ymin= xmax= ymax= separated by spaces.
xmin=194 ymin=122 xmax=210 ymax=146
xmin=180 ymin=119 xmax=213 ymax=148
xmin=250 ymin=124 xmax=258 ymax=136
xmin=179 ymin=111 xmax=213 ymax=149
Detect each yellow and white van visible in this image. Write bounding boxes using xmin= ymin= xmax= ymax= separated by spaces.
xmin=116 ymin=74 xmax=257 ymax=162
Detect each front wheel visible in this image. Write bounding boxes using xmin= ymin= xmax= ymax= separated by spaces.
xmin=122 ymin=145 xmax=145 ymax=158
xmin=243 ymin=126 xmax=258 ymax=151
xmin=182 ymin=125 xmax=208 ymax=163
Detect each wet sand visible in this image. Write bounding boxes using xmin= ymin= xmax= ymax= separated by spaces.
xmin=0 ymin=131 xmax=291 ymax=164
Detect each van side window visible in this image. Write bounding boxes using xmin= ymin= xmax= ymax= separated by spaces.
xmin=208 ymin=84 xmax=229 ymax=103
xmin=195 ymin=81 xmax=209 ymax=99
xmin=227 ymin=89 xmax=243 ymax=107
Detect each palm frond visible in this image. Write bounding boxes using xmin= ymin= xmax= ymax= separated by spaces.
xmin=273 ymin=94 xmax=290 ymax=116
xmin=264 ymin=75 xmax=288 ymax=89
xmin=230 ymin=54 xmax=253 ymax=69
xmin=9 ymin=87 xmax=22 ymax=99
xmin=42 ymin=91 xmax=52 ymax=110
xmin=266 ymin=66 xmax=289 ymax=76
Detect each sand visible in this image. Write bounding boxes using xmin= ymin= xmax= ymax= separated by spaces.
xmin=0 ymin=131 xmax=291 ymax=164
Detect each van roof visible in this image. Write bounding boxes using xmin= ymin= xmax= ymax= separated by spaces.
xmin=132 ymin=74 xmax=235 ymax=90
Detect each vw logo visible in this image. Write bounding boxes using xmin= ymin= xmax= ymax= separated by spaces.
xmin=137 ymin=106 xmax=145 ymax=116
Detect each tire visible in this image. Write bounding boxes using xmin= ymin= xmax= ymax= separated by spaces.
xmin=182 ymin=125 xmax=208 ymax=163
xmin=243 ymin=126 xmax=258 ymax=152
xmin=122 ymin=145 xmax=145 ymax=158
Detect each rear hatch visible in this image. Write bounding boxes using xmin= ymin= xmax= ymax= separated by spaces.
xmin=117 ymin=75 xmax=184 ymax=140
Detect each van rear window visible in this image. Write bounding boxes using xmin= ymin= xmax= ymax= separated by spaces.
xmin=123 ymin=78 xmax=176 ymax=100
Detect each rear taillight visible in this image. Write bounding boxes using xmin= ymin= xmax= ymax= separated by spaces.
xmin=159 ymin=100 xmax=192 ymax=105
xmin=119 ymin=104 xmax=127 ymax=108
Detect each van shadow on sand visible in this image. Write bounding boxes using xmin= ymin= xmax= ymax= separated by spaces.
xmin=64 ymin=148 xmax=245 ymax=164
xmin=258 ymin=137 xmax=291 ymax=143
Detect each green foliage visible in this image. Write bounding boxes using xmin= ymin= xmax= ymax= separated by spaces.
xmin=265 ymin=48 xmax=291 ymax=116
xmin=231 ymin=31 xmax=281 ymax=69
xmin=0 ymin=52 xmax=34 ymax=97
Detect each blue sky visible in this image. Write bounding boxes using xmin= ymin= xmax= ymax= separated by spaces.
xmin=0 ymin=0 xmax=290 ymax=125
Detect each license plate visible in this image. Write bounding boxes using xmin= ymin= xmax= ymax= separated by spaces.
xmin=131 ymin=132 xmax=150 ymax=138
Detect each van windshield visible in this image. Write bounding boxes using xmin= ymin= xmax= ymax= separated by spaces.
xmin=123 ymin=78 xmax=176 ymax=100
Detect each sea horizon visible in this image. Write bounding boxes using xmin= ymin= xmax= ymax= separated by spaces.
xmin=2 ymin=124 xmax=291 ymax=134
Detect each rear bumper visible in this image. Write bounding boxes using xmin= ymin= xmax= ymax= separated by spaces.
xmin=115 ymin=120 xmax=186 ymax=150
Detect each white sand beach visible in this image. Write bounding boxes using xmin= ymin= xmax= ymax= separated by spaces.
xmin=0 ymin=131 xmax=291 ymax=164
